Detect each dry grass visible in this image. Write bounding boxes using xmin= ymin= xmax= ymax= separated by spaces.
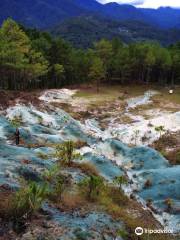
xmin=72 ymin=162 xmax=99 ymax=176
xmin=0 ymin=191 xmax=14 ymax=219
xmin=74 ymin=84 xmax=152 ymax=110
xmin=98 ymin=189 xmax=176 ymax=240
xmin=60 ymin=192 xmax=87 ymax=212
xmin=153 ymin=86 xmax=180 ymax=105
xmin=164 ymin=149 xmax=180 ymax=165
xmin=152 ymin=134 xmax=177 ymax=151
xmin=152 ymin=132 xmax=180 ymax=165
xmin=69 ymin=161 xmax=178 ymax=239
xmin=74 ymin=140 xmax=87 ymax=149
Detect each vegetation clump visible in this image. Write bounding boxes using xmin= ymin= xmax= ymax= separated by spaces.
xmin=164 ymin=198 xmax=174 ymax=212
xmin=54 ymin=140 xmax=81 ymax=166
xmin=0 ymin=181 xmax=48 ymax=232
xmin=9 ymin=116 xmax=23 ymax=128
xmin=113 ymin=175 xmax=128 ymax=188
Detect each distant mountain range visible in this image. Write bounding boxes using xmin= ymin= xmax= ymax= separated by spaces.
xmin=1 ymin=0 xmax=180 ymax=29
xmin=1 ymin=0 xmax=180 ymax=47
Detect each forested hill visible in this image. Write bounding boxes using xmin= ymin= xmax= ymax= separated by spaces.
xmin=0 ymin=0 xmax=180 ymax=29
xmin=0 ymin=19 xmax=180 ymax=92
xmin=51 ymin=15 xmax=180 ymax=48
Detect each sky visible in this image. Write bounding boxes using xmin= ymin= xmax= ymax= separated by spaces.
xmin=97 ymin=0 xmax=180 ymax=8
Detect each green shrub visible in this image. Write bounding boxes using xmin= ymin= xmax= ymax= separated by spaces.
xmin=54 ymin=140 xmax=81 ymax=166
xmin=78 ymin=175 xmax=104 ymax=201
xmin=43 ymin=164 xmax=59 ymax=182
xmin=9 ymin=115 xmax=23 ymax=128
xmin=43 ymin=164 xmax=71 ymax=202
xmin=113 ymin=175 xmax=128 ymax=189
xmin=11 ymin=181 xmax=48 ymax=220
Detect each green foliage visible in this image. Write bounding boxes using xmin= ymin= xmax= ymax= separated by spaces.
xmin=11 ymin=181 xmax=48 ymax=220
xmin=1 ymin=18 xmax=180 ymax=90
xmin=164 ymin=198 xmax=174 ymax=212
xmin=0 ymin=18 xmax=48 ymax=90
xmin=88 ymin=57 xmax=105 ymax=92
xmin=117 ymin=229 xmax=128 ymax=239
xmin=43 ymin=164 xmax=59 ymax=182
xmin=113 ymin=175 xmax=128 ymax=188
xmin=94 ymin=39 xmax=113 ymax=67
xmin=42 ymin=164 xmax=69 ymax=201
xmin=155 ymin=125 xmax=166 ymax=137
xmin=52 ymin=15 xmax=180 ymax=49
xmin=54 ymin=141 xmax=81 ymax=166
xmin=37 ymin=115 xmax=43 ymax=124
xmin=78 ymin=175 xmax=104 ymax=201
xmin=53 ymin=63 xmax=65 ymax=87
xmin=52 ymin=175 xmax=67 ymax=201
xmin=9 ymin=116 xmax=23 ymax=128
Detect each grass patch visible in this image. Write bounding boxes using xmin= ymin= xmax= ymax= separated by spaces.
xmin=152 ymin=133 xmax=178 ymax=151
xmin=75 ymin=84 xmax=152 ymax=106
xmin=60 ymin=192 xmax=87 ymax=212
xmin=153 ymin=86 xmax=180 ymax=104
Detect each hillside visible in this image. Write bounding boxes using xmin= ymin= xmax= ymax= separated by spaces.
xmin=0 ymin=13 xmax=180 ymax=240
xmin=0 ymin=0 xmax=86 ymax=28
xmin=52 ymin=15 xmax=180 ymax=48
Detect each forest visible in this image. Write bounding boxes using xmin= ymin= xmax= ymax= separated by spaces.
xmin=0 ymin=18 xmax=180 ymax=91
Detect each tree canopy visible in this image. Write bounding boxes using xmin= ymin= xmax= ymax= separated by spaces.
xmin=0 ymin=18 xmax=180 ymax=90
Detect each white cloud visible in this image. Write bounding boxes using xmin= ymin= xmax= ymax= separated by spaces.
xmin=98 ymin=0 xmax=180 ymax=8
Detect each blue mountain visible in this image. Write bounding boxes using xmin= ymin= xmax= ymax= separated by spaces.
xmin=0 ymin=0 xmax=180 ymax=29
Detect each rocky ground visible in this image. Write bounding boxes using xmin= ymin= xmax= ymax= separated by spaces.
xmin=0 ymin=85 xmax=180 ymax=239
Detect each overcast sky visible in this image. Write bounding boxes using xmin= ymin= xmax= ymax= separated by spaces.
xmin=98 ymin=0 xmax=180 ymax=8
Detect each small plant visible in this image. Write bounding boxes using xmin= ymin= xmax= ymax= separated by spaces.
xmin=12 ymin=181 xmax=48 ymax=219
xmin=37 ymin=151 xmax=49 ymax=160
xmin=160 ymin=150 xmax=167 ymax=157
xmin=43 ymin=164 xmax=59 ymax=182
xmin=53 ymin=175 xmax=67 ymax=201
xmin=38 ymin=116 xmax=43 ymax=124
xmin=155 ymin=125 xmax=166 ymax=138
xmin=78 ymin=175 xmax=104 ymax=201
xmin=146 ymin=198 xmax=153 ymax=207
xmin=141 ymin=133 xmax=150 ymax=144
xmin=43 ymin=164 xmax=71 ymax=202
xmin=0 ymin=180 xmax=49 ymax=233
xmin=9 ymin=115 xmax=23 ymax=128
xmin=164 ymin=198 xmax=173 ymax=212
xmin=54 ymin=140 xmax=81 ymax=166
xmin=117 ymin=228 xmax=128 ymax=239
xmin=113 ymin=175 xmax=128 ymax=189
